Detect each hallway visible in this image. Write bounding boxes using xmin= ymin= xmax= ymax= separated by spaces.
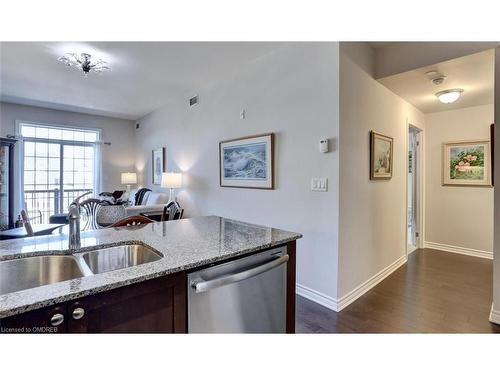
xmin=297 ymin=249 xmax=500 ymax=333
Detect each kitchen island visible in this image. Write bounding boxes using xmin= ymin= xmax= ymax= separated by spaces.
xmin=0 ymin=216 xmax=301 ymax=333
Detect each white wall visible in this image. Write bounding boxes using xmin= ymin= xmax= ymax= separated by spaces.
xmin=134 ymin=43 xmax=341 ymax=300
xmin=0 ymin=102 xmax=136 ymax=202
xmin=425 ymin=104 xmax=494 ymax=254
xmin=338 ymin=42 xmax=426 ymax=299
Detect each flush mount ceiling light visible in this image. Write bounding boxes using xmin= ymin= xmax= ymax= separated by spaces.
xmin=435 ymin=88 xmax=464 ymax=104
xmin=58 ymin=53 xmax=110 ymax=77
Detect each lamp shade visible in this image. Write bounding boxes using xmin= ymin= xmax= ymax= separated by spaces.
xmin=161 ymin=172 xmax=182 ymax=189
xmin=121 ymin=172 xmax=137 ymax=185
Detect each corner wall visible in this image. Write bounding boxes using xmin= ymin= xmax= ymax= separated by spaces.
xmin=338 ymin=42 xmax=426 ymax=306
xmin=134 ymin=43 xmax=341 ymax=302
xmin=425 ymin=104 xmax=494 ymax=257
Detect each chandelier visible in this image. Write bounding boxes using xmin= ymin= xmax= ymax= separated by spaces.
xmin=58 ymin=53 xmax=110 ymax=76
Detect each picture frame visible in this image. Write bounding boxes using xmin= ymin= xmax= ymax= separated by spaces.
xmin=370 ymin=131 xmax=394 ymax=180
xmin=219 ymin=133 xmax=274 ymax=189
xmin=152 ymin=147 xmax=165 ymax=185
xmin=442 ymin=139 xmax=492 ymax=187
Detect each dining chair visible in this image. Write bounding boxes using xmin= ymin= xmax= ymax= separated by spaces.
xmin=20 ymin=210 xmax=34 ymax=237
xmin=80 ymin=198 xmax=110 ymax=231
xmin=109 ymin=215 xmax=154 ymax=228
xmin=161 ymin=201 xmax=184 ymax=221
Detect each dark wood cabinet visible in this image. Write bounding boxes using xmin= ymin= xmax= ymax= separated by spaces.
xmin=0 ymin=272 xmax=186 ymax=333
xmin=0 ymin=303 xmax=68 ymax=333
xmin=68 ymin=272 xmax=186 ymax=333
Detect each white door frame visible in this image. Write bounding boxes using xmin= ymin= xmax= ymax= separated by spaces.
xmin=406 ymin=122 xmax=425 ymax=255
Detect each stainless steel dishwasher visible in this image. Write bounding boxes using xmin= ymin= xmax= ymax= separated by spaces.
xmin=187 ymin=246 xmax=288 ymax=333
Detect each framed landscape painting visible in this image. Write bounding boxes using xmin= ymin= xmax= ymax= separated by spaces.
xmin=152 ymin=147 xmax=165 ymax=185
xmin=370 ymin=131 xmax=393 ymax=180
xmin=443 ymin=140 xmax=491 ymax=186
xmin=219 ymin=133 xmax=274 ymax=189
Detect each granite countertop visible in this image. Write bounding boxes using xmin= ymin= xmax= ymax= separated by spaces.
xmin=0 ymin=216 xmax=302 ymax=318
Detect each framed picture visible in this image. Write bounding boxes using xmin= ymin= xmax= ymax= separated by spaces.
xmin=219 ymin=133 xmax=274 ymax=189
xmin=370 ymin=131 xmax=393 ymax=180
xmin=442 ymin=140 xmax=491 ymax=186
xmin=152 ymin=147 xmax=165 ymax=185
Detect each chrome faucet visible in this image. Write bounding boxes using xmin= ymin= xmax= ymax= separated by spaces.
xmin=68 ymin=201 xmax=81 ymax=251
xmin=67 ymin=191 xmax=91 ymax=251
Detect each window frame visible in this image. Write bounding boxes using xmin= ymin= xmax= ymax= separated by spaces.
xmin=16 ymin=120 xmax=102 ymax=220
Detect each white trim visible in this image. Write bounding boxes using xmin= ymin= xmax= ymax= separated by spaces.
xmin=296 ymin=254 xmax=407 ymax=313
xmin=336 ymin=254 xmax=407 ymax=311
xmin=424 ymin=241 xmax=493 ymax=259
xmin=489 ymin=304 xmax=500 ymax=325
xmin=296 ymin=284 xmax=339 ymax=311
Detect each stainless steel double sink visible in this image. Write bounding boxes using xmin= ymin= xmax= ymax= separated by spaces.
xmin=0 ymin=244 xmax=163 ymax=295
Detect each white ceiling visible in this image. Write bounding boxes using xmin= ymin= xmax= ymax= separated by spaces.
xmin=0 ymin=42 xmax=285 ymax=120
xmin=378 ymin=49 xmax=494 ymax=113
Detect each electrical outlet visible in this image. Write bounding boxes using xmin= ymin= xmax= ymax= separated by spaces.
xmin=311 ymin=177 xmax=328 ymax=192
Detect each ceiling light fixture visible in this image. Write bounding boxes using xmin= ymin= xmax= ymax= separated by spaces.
xmin=58 ymin=53 xmax=110 ymax=77
xmin=425 ymin=70 xmax=447 ymax=85
xmin=431 ymin=76 xmax=446 ymax=85
xmin=435 ymin=88 xmax=464 ymax=104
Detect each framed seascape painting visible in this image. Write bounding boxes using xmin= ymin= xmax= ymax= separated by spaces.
xmin=370 ymin=131 xmax=393 ymax=180
xmin=443 ymin=140 xmax=491 ymax=186
xmin=152 ymin=147 xmax=165 ymax=185
xmin=219 ymin=133 xmax=274 ymax=189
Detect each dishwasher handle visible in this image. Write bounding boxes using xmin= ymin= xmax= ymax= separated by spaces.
xmin=191 ymin=254 xmax=289 ymax=293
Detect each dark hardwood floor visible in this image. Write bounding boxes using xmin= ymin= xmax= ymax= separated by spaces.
xmin=296 ymin=248 xmax=500 ymax=333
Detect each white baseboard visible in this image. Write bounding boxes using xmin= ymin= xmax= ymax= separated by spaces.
xmin=296 ymin=254 xmax=407 ymax=313
xmin=489 ymin=304 xmax=500 ymax=325
xmin=296 ymin=283 xmax=339 ymax=311
xmin=424 ymin=241 xmax=493 ymax=259
xmin=336 ymin=254 xmax=407 ymax=311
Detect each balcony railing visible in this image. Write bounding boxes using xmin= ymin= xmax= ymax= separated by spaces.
xmin=24 ymin=188 xmax=92 ymax=224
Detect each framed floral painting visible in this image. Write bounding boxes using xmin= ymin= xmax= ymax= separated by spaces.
xmin=442 ymin=140 xmax=491 ymax=186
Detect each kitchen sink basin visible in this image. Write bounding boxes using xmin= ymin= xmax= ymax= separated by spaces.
xmin=0 ymin=256 xmax=86 ymax=295
xmin=80 ymin=244 xmax=163 ymax=274
xmin=0 ymin=244 xmax=163 ymax=295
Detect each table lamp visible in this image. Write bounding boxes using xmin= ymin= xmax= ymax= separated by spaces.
xmin=121 ymin=172 xmax=137 ymax=193
xmin=161 ymin=172 xmax=182 ymax=203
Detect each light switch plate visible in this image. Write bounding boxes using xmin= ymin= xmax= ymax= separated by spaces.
xmin=311 ymin=177 xmax=328 ymax=192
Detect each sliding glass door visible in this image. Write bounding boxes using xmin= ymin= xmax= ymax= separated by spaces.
xmin=23 ymin=140 xmax=61 ymax=224
xmin=20 ymin=123 xmax=100 ymax=224
xmin=62 ymin=144 xmax=95 ymax=211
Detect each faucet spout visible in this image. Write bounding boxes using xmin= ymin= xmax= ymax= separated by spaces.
xmin=68 ymin=202 xmax=81 ymax=251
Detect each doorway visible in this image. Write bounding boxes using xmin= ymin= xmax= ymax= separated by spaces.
xmin=407 ymin=125 xmax=422 ymax=253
